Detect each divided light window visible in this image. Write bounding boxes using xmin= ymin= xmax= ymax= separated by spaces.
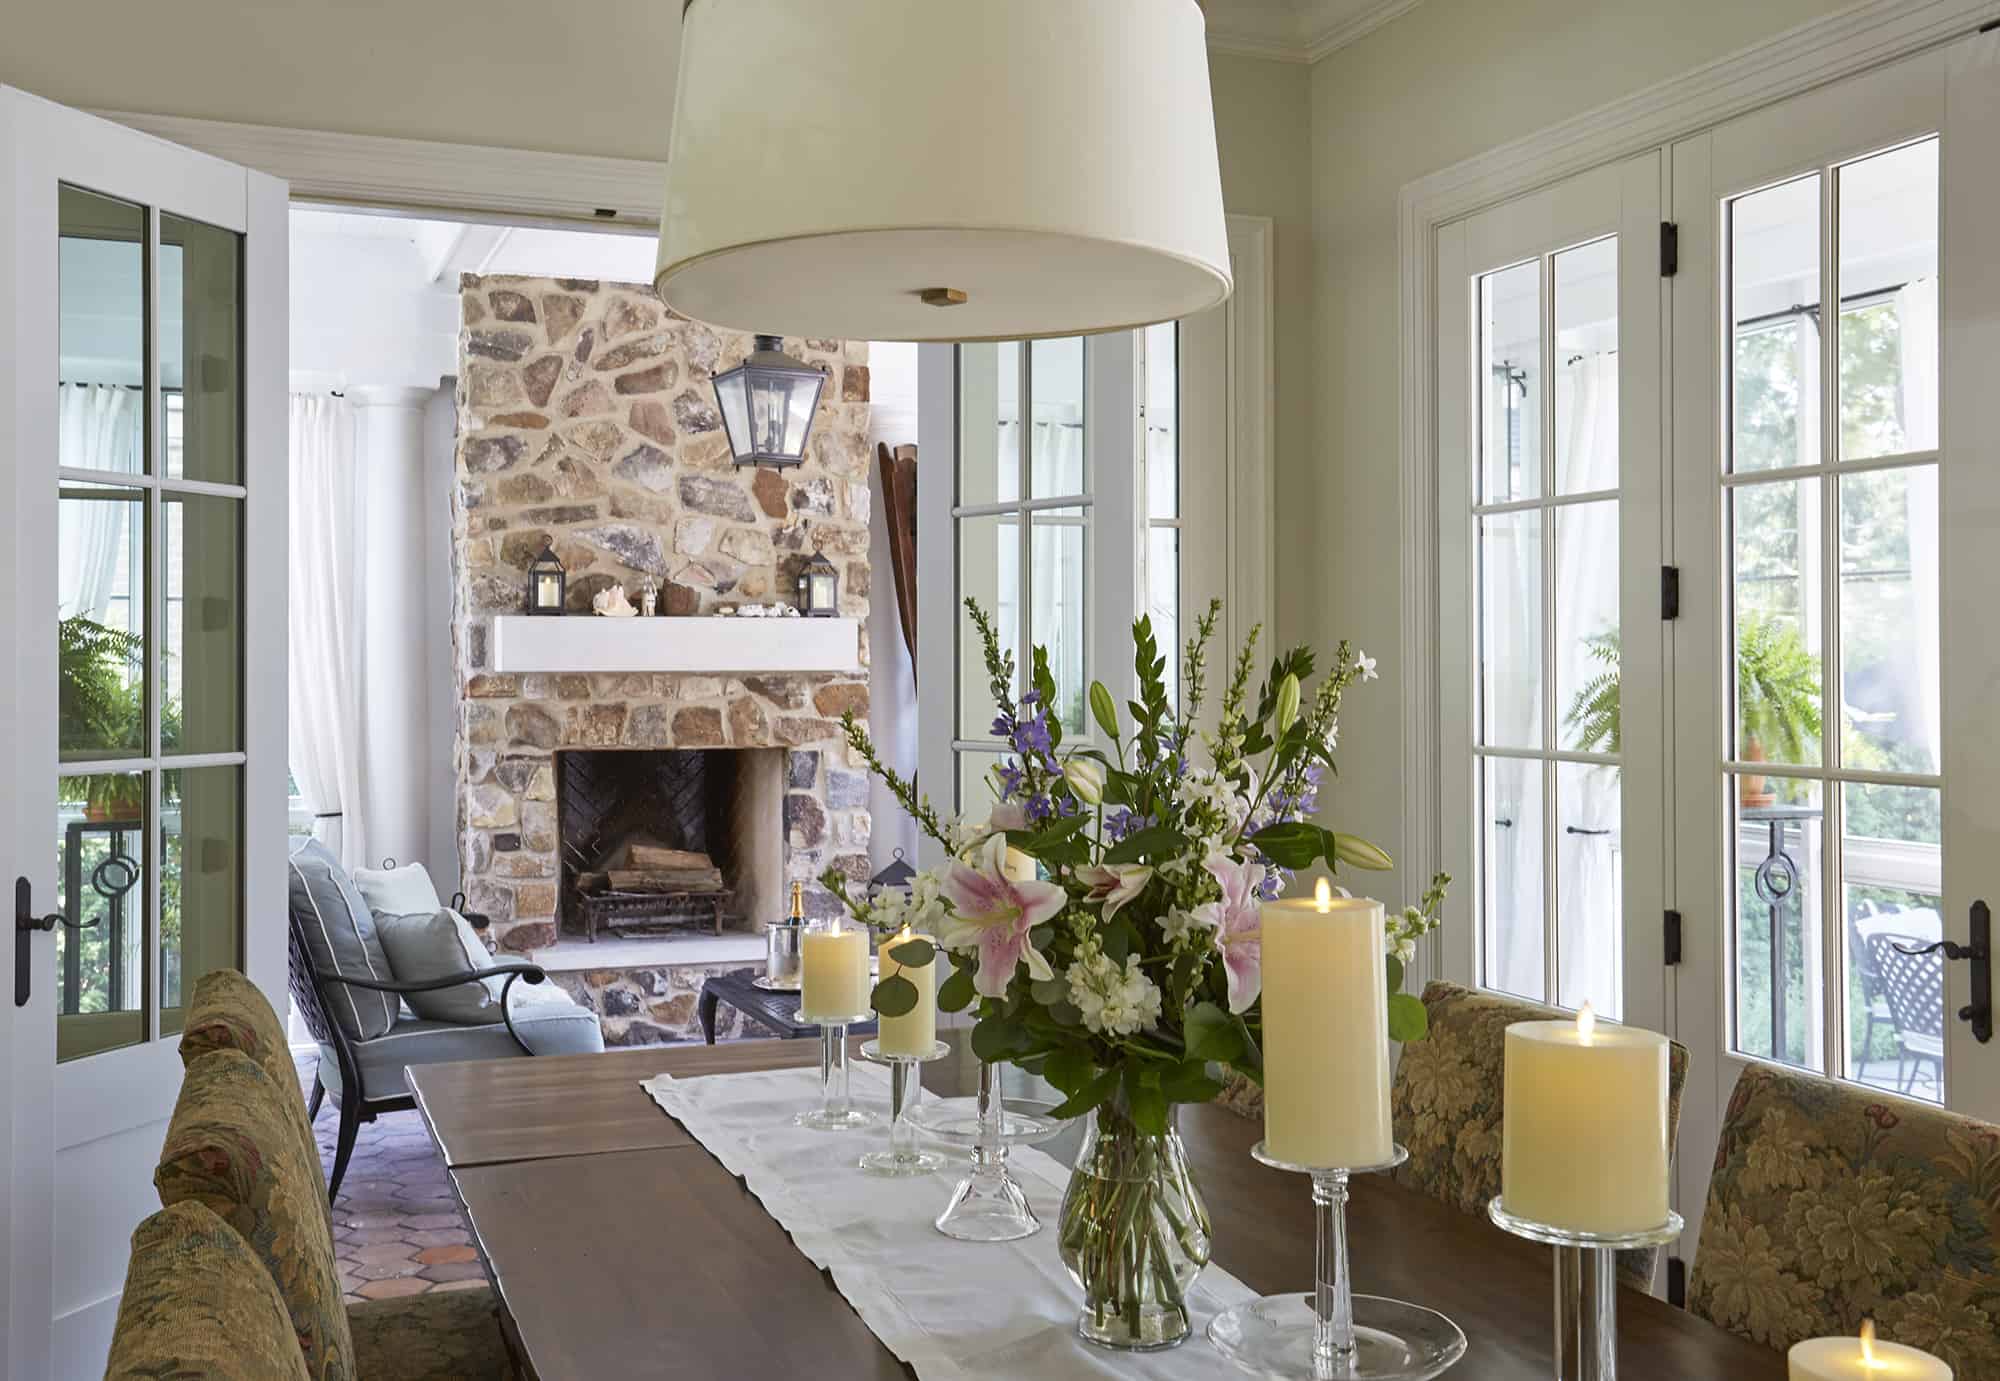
xmin=954 ymin=339 xmax=1091 ymax=812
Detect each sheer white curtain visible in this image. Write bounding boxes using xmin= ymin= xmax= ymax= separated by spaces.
xmin=1897 ymin=277 xmax=1941 ymax=771
xmin=57 ymin=383 xmax=138 ymax=619
xmin=1485 ymin=509 xmax=1543 ymax=999
xmin=288 ymin=394 xmax=368 ymax=870
xmin=1554 ymin=350 xmax=1623 ymax=1015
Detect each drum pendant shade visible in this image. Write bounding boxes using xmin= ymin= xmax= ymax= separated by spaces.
xmin=655 ymin=0 xmax=1232 ymax=342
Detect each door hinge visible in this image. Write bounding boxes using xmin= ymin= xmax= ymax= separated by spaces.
xmin=1664 ymin=909 xmax=1683 ymax=967
xmin=1661 ymin=565 xmax=1681 ymax=620
xmin=1660 ymin=222 xmax=1679 ymax=278
xmin=1667 ymin=1256 xmax=1687 ymax=1308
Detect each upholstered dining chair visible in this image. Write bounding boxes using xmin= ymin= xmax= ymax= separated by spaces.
xmin=1687 ymin=1063 xmax=2000 ymax=1377
xmin=168 ymin=971 xmax=521 ymax=1381
xmin=1222 ymin=979 xmax=1691 ymax=1291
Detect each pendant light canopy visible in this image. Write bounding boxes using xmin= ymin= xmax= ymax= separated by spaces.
xmin=656 ymin=0 xmax=1231 ymax=343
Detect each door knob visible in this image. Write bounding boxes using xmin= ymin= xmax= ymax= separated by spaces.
xmin=1896 ymin=901 xmax=1992 ymax=1044
xmin=14 ymin=876 xmax=63 ymax=1008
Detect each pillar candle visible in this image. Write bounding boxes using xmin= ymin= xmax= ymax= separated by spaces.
xmin=799 ymin=922 xmax=871 ymax=1021
xmin=876 ymin=928 xmax=937 ymax=1056
xmin=1501 ymin=1004 xmax=1670 ymax=1234
xmin=1789 ymin=1323 xmax=1952 ymax=1381
xmin=1002 ymin=846 xmax=1038 ymax=882
xmin=1260 ymin=879 xmax=1394 ymax=1168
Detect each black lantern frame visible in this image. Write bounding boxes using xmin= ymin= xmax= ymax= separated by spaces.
xmin=711 ymin=334 xmax=828 ymax=469
xmin=797 ymin=553 xmax=839 ymax=618
xmin=526 ymin=541 xmax=566 ymax=616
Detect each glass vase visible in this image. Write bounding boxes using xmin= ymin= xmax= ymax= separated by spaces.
xmin=1056 ymin=1090 xmax=1213 ymax=1351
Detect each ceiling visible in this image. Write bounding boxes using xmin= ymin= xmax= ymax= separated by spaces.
xmin=1200 ymin=0 xmax=1423 ymax=63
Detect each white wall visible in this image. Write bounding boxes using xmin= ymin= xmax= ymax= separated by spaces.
xmin=867 ymin=342 xmax=920 ymax=870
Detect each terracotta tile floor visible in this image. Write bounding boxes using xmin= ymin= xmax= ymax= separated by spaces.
xmin=295 ymin=1056 xmax=484 ymax=1304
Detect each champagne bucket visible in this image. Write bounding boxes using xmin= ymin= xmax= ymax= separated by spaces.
xmin=766 ymin=920 xmax=805 ymax=986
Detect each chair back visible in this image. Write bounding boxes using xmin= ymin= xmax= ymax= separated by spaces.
xmin=1390 ymin=981 xmax=1689 ymax=1290
xmin=1867 ymin=933 xmax=1947 ymax=1042
xmin=1689 ymin=1063 xmax=2000 ymax=1372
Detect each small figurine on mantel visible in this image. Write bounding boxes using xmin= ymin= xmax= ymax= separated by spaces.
xmin=591 ymin=584 xmax=638 ymax=617
xmin=639 ymin=577 xmax=659 ymax=618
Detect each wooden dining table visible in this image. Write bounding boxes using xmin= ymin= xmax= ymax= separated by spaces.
xmin=407 ymin=1039 xmax=1787 ymax=1380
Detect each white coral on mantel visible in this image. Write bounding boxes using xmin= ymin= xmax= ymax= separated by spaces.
xmin=591 ymin=585 xmax=637 ymax=617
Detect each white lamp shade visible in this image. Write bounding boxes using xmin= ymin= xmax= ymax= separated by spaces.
xmin=656 ymin=0 xmax=1232 ymax=342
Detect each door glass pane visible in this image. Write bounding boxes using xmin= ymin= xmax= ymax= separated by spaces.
xmin=1149 ymin=526 xmax=1180 ymax=709
xmin=1556 ymin=763 xmax=1621 ymax=1018
xmin=160 ymin=214 xmax=243 ymax=484
xmin=1731 ymin=174 xmax=1821 ymax=474
xmin=1732 ymin=776 xmax=1825 ymax=1070
xmin=958 ymin=342 xmax=1019 ymax=506
xmin=1479 ymin=511 xmax=1542 ymax=749
xmin=1554 ymin=237 xmax=1619 ymax=495
xmin=956 ymin=513 xmax=1020 ymax=738
xmin=1839 ymin=466 xmax=1938 ymax=775
xmin=164 ymin=494 xmax=243 ymax=754
xmin=1842 ymin=782 xmax=1942 ymax=1102
xmin=1029 ymin=337 xmax=1085 ymax=497
xmin=1731 ymin=477 xmax=1823 ymax=766
xmin=1482 ymin=755 xmax=1545 ymax=1003
xmin=957 ymin=749 xmax=1011 ymax=818
xmin=1145 ymin=322 xmax=1178 ymax=521
xmin=58 ymin=187 xmax=146 ymax=475
xmin=161 ymin=766 xmax=242 ymax=1027
xmin=1481 ymin=260 xmax=1541 ymax=503
xmin=1837 ymin=139 xmax=1938 ymax=463
xmin=1555 ymin=501 xmax=1619 ymax=753
xmin=55 ymin=772 xmax=149 ymax=1061
xmin=1031 ymin=508 xmax=1088 ymax=736
xmin=59 ymin=484 xmax=147 ymax=759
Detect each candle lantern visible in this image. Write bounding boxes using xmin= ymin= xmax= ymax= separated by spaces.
xmin=867 ymin=848 xmax=917 ymax=904
xmin=797 ymin=553 xmax=839 ymax=617
xmin=711 ymin=334 xmax=826 ymax=468
xmin=526 ymin=541 xmax=566 ymax=616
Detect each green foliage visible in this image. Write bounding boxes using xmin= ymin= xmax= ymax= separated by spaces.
xmin=1736 ymin=611 xmax=1822 ymax=762
xmin=1563 ymin=630 xmax=1622 ymax=754
xmin=59 ymin=615 xmax=144 ymax=759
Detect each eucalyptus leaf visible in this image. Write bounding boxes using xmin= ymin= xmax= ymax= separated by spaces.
xmin=1049 ymin=1066 xmax=1121 ymax=1121
xmin=1124 ymin=1066 xmax=1169 ymax=1135
xmin=1043 ymin=1046 xmax=1096 ymax=1095
xmin=1159 ymin=1059 xmax=1224 ymax=1104
xmin=1385 ymin=953 xmax=1405 ymax=994
xmin=887 ymin=937 xmax=937 ymax=968
xmin=971 ymin=1015 xmax=1028 ymax=1062
xmin=870 ymin=973 xmax=919 ymax=1018
xmin=1184 ymin=1001 xmax=1245 ymax=1064
xmin=1030 ymin=978 xmax=1069 ymax=1006
xmin=937 ymin=966 xmax=977 ymax=1013
xmin=1388 ymin=991 xmax=1429 ymax=1043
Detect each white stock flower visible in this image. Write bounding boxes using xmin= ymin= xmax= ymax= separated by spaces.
xmin=1160 ymin=907 xmax=1200 ymax=943
xmin=1064 ymin=939 xmax=1164 ymax=1037
xmin=1355 ymin=649 xmax=1379 ymax=682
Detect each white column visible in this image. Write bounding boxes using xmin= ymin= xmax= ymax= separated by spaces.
xmin=351 ymin=386 xmax=435 ymax=874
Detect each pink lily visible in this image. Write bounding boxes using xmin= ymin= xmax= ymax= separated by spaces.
xmin=939 ymin=833 xmax=1067 ymax=998
xmin=1076 ymin=863 xmax=1154 ymax=921
xmin=1190 ymin=853 xmax=1263 ymax=1014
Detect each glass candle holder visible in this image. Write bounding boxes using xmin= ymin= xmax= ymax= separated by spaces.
xmin=793 ymin=916 xmax=877 ymax=1132
xmin=857 ymin=1039 xmax=949 ymax=1175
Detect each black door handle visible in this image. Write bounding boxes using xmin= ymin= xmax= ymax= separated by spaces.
xmin=1565 ymin=826 xmax=1613 ymax=837
xmin=1894 ymin=900 xmax=1993 ymax=1044
xmin=15 ymin=876 xmax=63 ymax=1008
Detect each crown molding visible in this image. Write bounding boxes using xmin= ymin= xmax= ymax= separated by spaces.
xmin=1303 ymin=0 xmax=1426 ymax=61
xmin=1205 ymin=0 xmax=1424 ymax=63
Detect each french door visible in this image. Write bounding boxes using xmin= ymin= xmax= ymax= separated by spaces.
xmin=1669 ymin=36 xmax=2000 ymax=1227
xmin=2 ymin=88 xmax=289 ymax=1378
xmin=1435 ymin=150 xmax=1671 ymax=1040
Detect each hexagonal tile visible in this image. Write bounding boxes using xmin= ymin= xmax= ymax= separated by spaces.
xmin=354 ymin=1278 xmax=430 ymax=1301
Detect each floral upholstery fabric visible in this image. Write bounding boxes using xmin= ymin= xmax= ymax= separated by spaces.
xmin=154 ymin=1049 xmax=355 ymax=1381
xmin=105 ymin=1200 xmax=310 ymax=1381
xmin=178 ymin=967 xmax=329 ymax=1228
xmin=1688 ymin=1063 xmax=2000 ymax=1374
xmin=349 ymin=1284 xmax=516 ymax=1381
xmin=1391 ymin=982 xmax=1688 ymax=1289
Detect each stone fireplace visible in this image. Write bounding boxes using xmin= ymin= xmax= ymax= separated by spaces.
xmin=450 ymin=273 xmax=875 ymax=1035
xmin=554 ymin=746 xmax=786 ymax=940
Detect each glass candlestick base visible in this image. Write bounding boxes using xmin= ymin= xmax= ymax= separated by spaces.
xmin=1486 ymin=1198 xmax=1684 ymax=1381
xmin=1208 ymin=1142 xmax=1467 ymax=1381
xmin=857 ymin=1039 xmax=949 ymax=1176
xmin=908 ymin=1062 xmax=1069 ymax=1242
xmin=793 ymin=1019 xmax=880 ymax=1132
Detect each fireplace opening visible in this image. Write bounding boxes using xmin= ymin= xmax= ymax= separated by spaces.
xmin=553 ymin=747 xmax=784 ymax=943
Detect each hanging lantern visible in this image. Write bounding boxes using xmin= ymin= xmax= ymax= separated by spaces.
xmin=526 ymin=541 xmax=566 ymax=616
xmin=867 ymin=849 xmax=917 ymax=904
xmin=797 ymin=553 xmax=839 ymax=618
xmin=655 ymin=0 xmax=1230 ymax=342
xmin=711 ymin=335 xmax=826 ymax=468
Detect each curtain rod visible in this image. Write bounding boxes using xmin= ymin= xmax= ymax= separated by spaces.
xmin=1735 ymin=280 xmax=1910 ymax=332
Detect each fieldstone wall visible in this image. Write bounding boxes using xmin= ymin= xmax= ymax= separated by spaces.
xmin=452 ymin=274 xmax=874 ymax=954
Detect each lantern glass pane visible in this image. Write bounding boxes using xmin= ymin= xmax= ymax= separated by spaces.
xmin=811 ymin=571 xmax=836 ymax=609
xmin=782 ymin=374 xmax=823 ymax=457
xmin=714 ymin=369 xmax=751 ymax=458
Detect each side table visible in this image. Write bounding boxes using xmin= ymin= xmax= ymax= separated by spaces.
xmin=698 ymin=970 xmax=880 ymax=1045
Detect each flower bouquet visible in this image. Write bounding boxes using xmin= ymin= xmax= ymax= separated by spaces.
xmin=825 ymin=598 xmax=1448 ymax=1350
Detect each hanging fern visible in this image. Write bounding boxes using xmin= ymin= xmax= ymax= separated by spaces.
xmin=1563 ymin=630 xmax=1621 ymax=754
xmin=1735 ymin=611 xmax=1821 ymax=762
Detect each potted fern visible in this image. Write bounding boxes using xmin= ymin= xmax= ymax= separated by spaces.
xmin=1563 ymin=614 xmax=1821 ymax=807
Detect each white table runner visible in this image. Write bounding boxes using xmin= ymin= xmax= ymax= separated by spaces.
xmin=642 ymin=1064 xmax=1260 ymax=1379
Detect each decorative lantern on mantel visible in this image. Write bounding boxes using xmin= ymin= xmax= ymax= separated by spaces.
xmin=527 ymin=541 xmax=566 ymax=616
xmin=797 ymin=553 xmax=839 ymax=618
xmin=711 ymin=334 xmax=827 ymax=469
xmin=867 ymin=849 xmax=917 ymax=904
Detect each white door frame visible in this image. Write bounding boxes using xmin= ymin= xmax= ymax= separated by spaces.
xmin=3 ymin=86 xmax=289 ymax=1378
xmin=1397 ymin=0 xmax=2000 ymax=1003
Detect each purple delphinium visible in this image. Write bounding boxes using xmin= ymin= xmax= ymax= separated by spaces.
xmin=1105 ymin=809 xmax=1154 ymax=843
xmin=994 ymin=761 xmax=1026 ymax=801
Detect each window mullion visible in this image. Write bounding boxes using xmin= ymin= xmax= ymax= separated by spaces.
xmin=1540 ymin=253 xmax=1562 ymax=1004
xmin=1817 ymin=165 xmax=1844 ymax=1079
xmin=144 ymin=201 xmax=163 ymax=1041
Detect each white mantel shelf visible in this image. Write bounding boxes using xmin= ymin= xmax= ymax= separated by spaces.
xmin=490 ymin=615 xmax=861 ymax=675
